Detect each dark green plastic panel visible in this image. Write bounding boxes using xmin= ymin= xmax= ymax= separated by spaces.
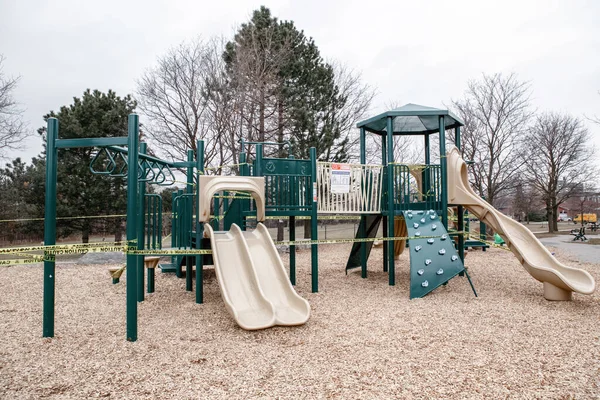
xmin=345 ymin=215 xmax=382 ymax=271
xmin=403 ymin=210 xmax=465 ymax=298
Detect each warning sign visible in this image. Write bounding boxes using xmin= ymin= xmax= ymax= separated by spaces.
xmin=330 ymin=163 xmax=351 ymax=194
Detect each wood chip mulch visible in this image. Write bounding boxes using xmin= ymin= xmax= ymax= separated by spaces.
xmin=0 ymin=244 xmax=598 ymax=399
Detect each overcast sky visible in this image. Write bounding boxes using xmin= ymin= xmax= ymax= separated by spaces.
xmin=1 ymin=0 xmax=599 ymax=163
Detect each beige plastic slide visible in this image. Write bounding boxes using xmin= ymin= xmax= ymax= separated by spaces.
xmin=447 ymin=146 xmax=596 ymax=300
xmin=205 ymin=223 xmax=276 ymax=330
xmin=242 ymin=223 xmax=310 ymax=326
xmin=198 ymin=175 xmax=309 ymax=330
xmin=205 ymin=223 xmax=310 ymax=329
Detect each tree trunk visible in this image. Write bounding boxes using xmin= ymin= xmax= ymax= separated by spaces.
xmin=276 ymin=98 xmax=284 ymax=241
xmin=82 ymin=221 xmax=90 ymax=244
xmin=551 ymin=198 xmax=559 ymax=232
xmin=545 ymin=202 xmax=552 ymax=234
xmin=114 ymin=219 xmax=123 ymax=242
xmin=303 ymin=219 xmax=311 ymax=239
xmin=259 ymin=87 xmax=265 ymax=143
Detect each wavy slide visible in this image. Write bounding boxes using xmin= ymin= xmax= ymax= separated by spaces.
xmin=447 ymin=146 xmax=596 ymax=300
xmin=205 ymin=223 xmax=310 ymax=330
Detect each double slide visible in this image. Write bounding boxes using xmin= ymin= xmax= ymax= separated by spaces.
xmin=205 ymin=223 xmax=310 ymax=330
xmin=447 ymin=146 xmax=596 ymax=300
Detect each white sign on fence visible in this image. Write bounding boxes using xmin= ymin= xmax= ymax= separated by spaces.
xmin=330 ymin=163 xmax=351 ymax=194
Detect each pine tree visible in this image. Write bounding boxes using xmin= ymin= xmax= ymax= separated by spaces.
xmin=37 ymin=89 xmax=136 ymax=242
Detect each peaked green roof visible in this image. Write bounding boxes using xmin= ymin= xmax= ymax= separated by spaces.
xmin=357 ymin=103 xmax=464 ymax=135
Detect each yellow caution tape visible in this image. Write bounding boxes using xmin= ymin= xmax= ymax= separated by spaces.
xmin=0 ymin=258 xmax=46 ymax=266
xmin=0 ymin=240 xmax=133 ymax=255
xmin=0 ymin=214 xmax=128 ymax=223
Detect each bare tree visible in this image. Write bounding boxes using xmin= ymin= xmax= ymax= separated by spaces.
xmin=203 ymin=37 xmax=244 ymax=173
xmin=521 ymin=112 xmax=597 ymax=232
xmin=136 ymin=37 xmax=223 ymax=167
xmin=225 ymin=21 xmax=293 ymax=153
xmin=326 ymin=62 xmax=376 ymax=162
xmin=450 ymin=73 xmax=532 ymax=207
xmin=0 ymin=55 xmax=27 ymax=159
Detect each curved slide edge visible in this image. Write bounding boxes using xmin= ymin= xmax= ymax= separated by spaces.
xmin=205 ymin=223 xmax=310 ymax=329
xmin=205 ymin=224 xmax=276 ymax=330
xmin=243 ymin=223 xmax=310 ymax=326
xmin=447 ymin=146 xmax=596 ymax=300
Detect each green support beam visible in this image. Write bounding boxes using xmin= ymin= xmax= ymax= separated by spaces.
xmin=42 ymin=118 xmax=58 ymax=338
xmin=186 ymin=149 xmax=194 ymax=292
xmin=137 ymin=142 xmax=147 ymax=302
xmin=126 ymin=114 xmax=139 ymax=342
xmin=439 ymin=116 xmax=448 ymax=229
xmin=56 ymin=137 xmax=128 ymax=148
xmin=310 ymin=147 xmax=318 ymax=292
xmin=359 ymin=127 xmax=367 ymax=279
xmin=386 ymin=117 xmax=395 ymax=286
xmin=196 ymin=140 xmax=205 ymax=304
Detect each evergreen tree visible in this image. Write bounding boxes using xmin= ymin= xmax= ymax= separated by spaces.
xmin=223 ymin=6 xmax=350 ymax=161
xmin=38 ymin=89 xmax=136 ymax=242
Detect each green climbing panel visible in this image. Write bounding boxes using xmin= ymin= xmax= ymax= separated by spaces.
xmin=403 ymin=210 xmax=465 ymax=299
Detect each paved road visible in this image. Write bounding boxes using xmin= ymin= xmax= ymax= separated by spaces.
xmin=539 ymin=235 xmax=600 ymax=264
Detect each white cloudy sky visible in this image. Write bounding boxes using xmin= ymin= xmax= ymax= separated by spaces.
xmin=1 ymin=0 xmax=599 ymax=163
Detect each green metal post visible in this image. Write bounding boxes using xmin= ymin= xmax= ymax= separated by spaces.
xmin=423 ymin=134 xmax=431 ymax=203
xmin=480 ymin=217 xmax=487 ymax=252
xmin=381 ymin=133 xmax=388 ymax=273
xmin=186 ymin=149 xmax=194 ymax=292
xmin=239 ymin=152 xmax=248 ymax=230
xmin=137 ymin=142 xmax=147 ymax=302
xmin=359 ymin=128 xmax=367 ymax=278
xmin=43 ymin=118 xmax=58 ymax=338
xmin=176 ymin=189 xmax=183 ymax=278
xmin=455 ymin=126 xmax=465 ymax=261
xmin=255 ymin=144 xmax=263 ymax=176
xmin=170 ymin=191 xmax=176 ymax=269
xmin=310 ymin=147 xmax=318 ymax=292
xmin=439 ymin=116 xmax=448 ymax=228
xmin=386 ymin=117 xmax=395 ymax=286
xmin=196 ymin=140 xmax=204 ymax=304
xmin=126 ymin=113 xmax=140 ymax=342
xmin=289 ymin=215 xmax=296 ymax=285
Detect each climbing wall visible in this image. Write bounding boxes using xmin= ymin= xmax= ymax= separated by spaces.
xmin=402 ymin=210 xmax=465 ymax=298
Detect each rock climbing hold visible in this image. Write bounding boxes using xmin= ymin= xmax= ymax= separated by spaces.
xmin=438 ymin=249 xmax=446 ymax=255
xmin=425 ymin=259 xmax=432 ymax=265
xmin=427 ymin=238 xmax=435 ymax=244
xmin=436 ymin=268 xmax=444 ymax=275
xmin=417 ymin=269 xmax=425 ymax=276
xmin=421 ymin=280 xmax=429 ymax=287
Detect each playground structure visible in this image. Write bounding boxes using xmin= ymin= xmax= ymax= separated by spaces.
xmin=39 ymin=103 xmax=596 ymax=341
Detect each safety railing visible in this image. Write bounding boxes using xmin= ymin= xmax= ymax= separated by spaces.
xmin=264 ymin=174 xmax=312 ymax=213
xmin=317 ymin=162 xmax=383 ymax=214
xmin=390 ymin=164 xmax=441 ymax=211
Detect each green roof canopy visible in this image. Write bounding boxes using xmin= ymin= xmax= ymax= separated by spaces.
xmin=357 ymin=103 xmax=464 ymax=135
